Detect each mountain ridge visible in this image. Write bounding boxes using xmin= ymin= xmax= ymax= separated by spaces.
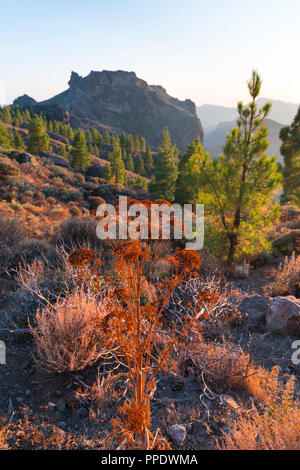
xmin=13 ymin=70 xmax=204 ymax=151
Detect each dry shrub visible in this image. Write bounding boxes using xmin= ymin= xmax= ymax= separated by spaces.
xmin=0 ymin=216 xmax=25 ymax=249
xmin=270 ymin=251 xmax=300 ymax=297
xmin=198 ymin=247 xmax=226 ymax=280
xmin=9 ymin=238 xmax=58 ymax=270
xmin=54 ymin=217 xmax=100 ymax=250
xmin=189 ymin=339 xmax=279 ymax=402
xmin=30 ymin=289 xmax=111 ymax=372
xmin=0 ymin=423 xmax=11 ymax=450
xmin=220 ymin=377 xmax=300 ymax=450
xmin=2 ymin=416 xmax=71 ymax=450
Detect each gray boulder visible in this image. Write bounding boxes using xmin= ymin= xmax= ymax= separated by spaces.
xmin=266 ymin=296 xmax=300 ymax=333
xmin=15 ymin=152 xmax=32 ymax=164
xmin=238 ymin=295 xmax=272 ymax=326
xmin=168 ymin=424 xmax=187 ymax=446
xmin=85 ymin=164 xmax=105 ymax=179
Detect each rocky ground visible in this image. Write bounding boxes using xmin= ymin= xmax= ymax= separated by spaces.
xmin=0 ymin=257 xmax=299 ymax=450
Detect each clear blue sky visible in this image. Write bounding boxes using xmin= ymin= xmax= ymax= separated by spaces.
xmin=1 ymin=0 xmax=299 ymax=107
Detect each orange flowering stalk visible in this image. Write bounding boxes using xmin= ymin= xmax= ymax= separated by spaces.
xmin=67 ymin=211 xmax=214 ymax=449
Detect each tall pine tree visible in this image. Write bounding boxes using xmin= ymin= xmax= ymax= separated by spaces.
xmin=13 ymin=130 xmax=25 ymax=150
xmin=27 ymin=114 xmax=50 ymax=155
xmin=175 ymin=139 xmax=209 ymax=205
xmin=135 ymin=154 xmax=146 ymax=176
xmin=144 ymin=145 xmax=154 ymax=174
xmin=149 ymin=128 xmax=178 ymax=201
xmin=71 ymin=130 xmax=90 ymax=170
xmin=109 ymin=141 xmax=126 ymax=184
xmin=125 ymin=153 xmax=134 ymax=171
xmin=198 ymin=71 xmax=282 ymax=264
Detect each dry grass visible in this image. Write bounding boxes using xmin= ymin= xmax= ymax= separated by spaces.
xmin=189 ymin=337 xmax=280 ymax=404
xmin=270 ymin=251 xmax=300 ymax=296
xmin=30 ymin=289 xmax=111 ymax=372
xmin=0 ymin=423 xmax=11 ymax=450
xmin=220 ymin=377 xmax=300 ymax=450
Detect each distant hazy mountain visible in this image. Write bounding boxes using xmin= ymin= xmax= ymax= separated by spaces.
xmin=197 ymin=98 xmax=299 ymax=133
xmin=196 ymin=104 xmax=237 ymax=132
xmin=204 ymin=118 xmax=285 ymax=164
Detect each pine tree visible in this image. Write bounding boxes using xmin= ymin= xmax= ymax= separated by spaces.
xmin=112 ymin=133 xmax=120 ymax=148
xmin=149 ymin=127 xmax=178 ymax=201
xmin=85 ymin=129 xmax=93 ymax=147
xmin=0 ymin=121 xmax=11 ymax=148
xmin=59 ymin=144 xmax=67 ymax=157
xmin=27 ymin=114 xmax=50 ymax=155
xmin=23 ymin=109 xmax=31 ymax=121
xmin=13 ymin=130 xmax=25 ymax=150
xmin=104 ymin=130 xmax=111 ymax=144
xmin=198 ymin=71 xmax=282 ymax=264
xmin=92 ymin=128 xmax=103 ymax=146
xmin=125 ymin=153 xmax=134 ymax=171
xmin=134 ymin=134 xmax=140 ymax=152
xmin=135 ymin=154 xmax=146 ymax=176
xmin=2 ymin=106 xmax=12 ymax=124
xmin=93 ymin=144 xmax=100 ymax=157
xmin=135 ymin=175 xmax=148 ymax=190
xmin=103 ymin=163 xmax=112 ymax=182
xmin=280 ymin=106 xmax=300 ymax=206
xmin=175 ymin=139 xmax=209 ymax=205
xmin=67 ymin=125 xmax=74 ymax=140
xmin=126 ymin=134 xmax=134 ymax=154
xmin=108 ymin=141 xmax=126 ymax=184
xmin=120 ymin=132 xmax=127 ymax=149
xmin=71 ymin=130 xmax=90 ymax=170
xmin=140 ymin=137 xmax=146 ymax=153
xmin=144 ymin=145 xmax=154 ymax=174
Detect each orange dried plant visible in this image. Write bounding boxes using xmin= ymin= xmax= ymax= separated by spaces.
xmin=68 ymin=236 xmax=208 ymax=449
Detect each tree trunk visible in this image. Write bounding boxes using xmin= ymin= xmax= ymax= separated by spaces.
xmin=227 ymin=233 xmax=237 ymax=267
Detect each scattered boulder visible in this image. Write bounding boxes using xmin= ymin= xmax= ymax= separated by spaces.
xmin=168 ymin=424 xmax=187 ymax=446
xmin=220 ymin=394 xmax=240 ymax=410
xmin=15 ymin=152 xmax=32 ymax=164
xmin=190 ymin=421 xmax=209 ymax=444
xmin=85 ymin=164 xmax=105 ymax=179
xmin=238 ymin=295 xmax=272 ymax=326
xmin=266 ymin=296 xmax=300 ymax=333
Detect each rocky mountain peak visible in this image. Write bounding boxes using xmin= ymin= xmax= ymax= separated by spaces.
xmin=13 ymin=69 xmax=204 ymax=150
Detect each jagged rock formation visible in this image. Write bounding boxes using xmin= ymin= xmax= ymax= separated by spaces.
xmin=13 ymin=94 xmax=37 ymax=107
xmin=13 ymin=70 xmax=204 ymax=151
